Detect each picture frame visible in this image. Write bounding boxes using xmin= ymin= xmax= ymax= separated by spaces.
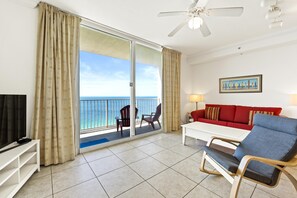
xmin=219 ymin=74 xmax=262 ymax=93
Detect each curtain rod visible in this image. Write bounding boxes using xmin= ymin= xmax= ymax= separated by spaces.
xmin=36 ymin=1 xmax=164 ymax=50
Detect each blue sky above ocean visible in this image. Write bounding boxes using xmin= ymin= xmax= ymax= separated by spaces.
xmin=80 ymin=51 xmax=160 ymax=97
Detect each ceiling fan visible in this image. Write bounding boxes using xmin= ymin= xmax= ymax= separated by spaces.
xmin=158 ymin=0 xmax=244 ymax=37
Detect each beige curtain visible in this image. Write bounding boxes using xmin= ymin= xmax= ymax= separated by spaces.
xmin=31 ymin=3 xmax=80 ymax=166
xmin=162 ymin=48 xmax=181 ymax=132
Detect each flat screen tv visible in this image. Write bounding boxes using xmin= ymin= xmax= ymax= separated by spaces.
xmin=0 ymin=94 xmax=26 ymax=150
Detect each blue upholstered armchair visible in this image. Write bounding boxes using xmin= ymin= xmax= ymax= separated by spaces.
xmin=200 ymin=114 xmax=297 ymax=198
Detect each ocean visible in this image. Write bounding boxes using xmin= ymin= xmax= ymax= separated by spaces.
xmin=80 ymin=96 xmax=159 ymax=130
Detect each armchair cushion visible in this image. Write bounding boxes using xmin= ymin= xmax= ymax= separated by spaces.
xmin=203 ymin=146 xmax=272 ymax=185
xmin=203 ymin=146 xmax=238 ymax=173
xmin=233 ymin=114 xmax=297 ymax=185
xmin=253 ymin=113 xmax=297 ymax=135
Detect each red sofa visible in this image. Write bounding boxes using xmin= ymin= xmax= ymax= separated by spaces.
xmin=191 ymin=104 xmax=282 ymax=130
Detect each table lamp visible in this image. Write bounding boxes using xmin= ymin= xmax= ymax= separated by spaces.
xmin=190 ymin=94 xmax=204 ymax=110
xmin=290 ymin=94 xmax=297 ymax=106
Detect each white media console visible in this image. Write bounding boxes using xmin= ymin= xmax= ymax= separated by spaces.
xmin=0 ymin=140 xmax=40 ymax=198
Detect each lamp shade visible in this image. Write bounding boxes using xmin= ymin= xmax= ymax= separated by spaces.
xmin=290 ymin=94 xmax=297 ymax=106
xmin=190 ymin=94 xmax=204 ymax=102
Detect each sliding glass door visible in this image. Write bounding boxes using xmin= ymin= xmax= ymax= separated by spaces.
xmin=79 ymin=25 xmax=162 ymax=148
xmin=135 ymin=44 xmax=162 ymax=135
xmin=79 ymin=26 xmax=132 ymax=147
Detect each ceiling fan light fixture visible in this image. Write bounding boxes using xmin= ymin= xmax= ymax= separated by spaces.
xmin=188 ymin=17 xmax=203 ymax=30
xmin=269 ymin=20 xmax=283 ymax=28
xmin=265 ymin=6 xmax=281 ymax=19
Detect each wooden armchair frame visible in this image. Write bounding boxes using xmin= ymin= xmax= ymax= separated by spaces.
xmin=200 ymin=136 xmax=297 ymax=198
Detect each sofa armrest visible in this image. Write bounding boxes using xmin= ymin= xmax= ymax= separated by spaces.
xmin=191 ymin=109 xmax=205 ymax=121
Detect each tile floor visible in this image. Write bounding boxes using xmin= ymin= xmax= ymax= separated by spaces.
xmin=16 ymin=132 xmax=297 ymax=198
xmin=80 ymin=124 xmax=161 ymax=147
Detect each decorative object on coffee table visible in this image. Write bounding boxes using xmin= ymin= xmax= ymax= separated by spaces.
xmin=187 ymin=112 xmax=194 ymax=123
xmin=219 ymin=74 xmax=262 ymax=93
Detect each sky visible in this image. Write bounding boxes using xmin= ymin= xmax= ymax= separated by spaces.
xmin=80 ymin=51 xmax=161 ymax=97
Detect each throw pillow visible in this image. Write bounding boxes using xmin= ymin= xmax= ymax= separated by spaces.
xmin=205 ymin=107 xmax=220 ymax=120
xmin=248 ymin=110 xmax=274 ymax=125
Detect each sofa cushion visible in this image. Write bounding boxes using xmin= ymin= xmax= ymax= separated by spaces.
xmin=206 ymin=104 xmax=236 ymax=122
xmin=234 ymin=106 xmax=253 ymax=124
xmin=234 ymin=106 xmax=282 ymax=124
xmin=227 ymin=122 xmax=253 ymax=130
xmin=198 ymin=118 xmax=227 ymax=126
xmin=252 ymin=107 xmax=282 ymax=116
xmin=205 ymin=106 xmax=220 ymax=120
xmin=248 ymin=110 xmax=274 ymax=125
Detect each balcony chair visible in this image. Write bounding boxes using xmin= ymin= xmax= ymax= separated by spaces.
xmin=200 ymin=114 xmax=297 ymax=198
xmin=116 ymin=105 xmax=138 ymax=135
xmin=140 ymin=103 xmax=161 ymax=129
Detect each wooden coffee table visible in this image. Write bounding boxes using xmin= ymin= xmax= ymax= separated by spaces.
xmin=181 ymin=122 xmax=250 ymax=148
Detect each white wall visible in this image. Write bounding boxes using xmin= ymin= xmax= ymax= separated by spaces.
xmin=0 ymin=0 xmax=38 ymax=136
xmin=190 ymin=43 xmax=297 ymax=118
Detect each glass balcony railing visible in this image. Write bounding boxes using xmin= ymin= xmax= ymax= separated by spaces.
xmin=80 ymin=97 xmax=160 ymax=133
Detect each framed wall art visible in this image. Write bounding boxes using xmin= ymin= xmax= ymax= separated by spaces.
xmin=219 ymin=74 xmax=262 ymax=93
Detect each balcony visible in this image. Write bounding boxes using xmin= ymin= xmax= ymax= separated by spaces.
xmin=80 ymin=97 xmax=161 ymax=148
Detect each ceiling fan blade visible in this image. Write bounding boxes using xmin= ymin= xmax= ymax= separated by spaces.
xmin=189 ymin=0 xmax=198 ymax=9
xmin=158 ymin=11 xmax=187 ymax=17
xmin=207 ymin=7 xmax=244 ymax=17
xmin=196 ymin=0 xmax=209 ymax=8
xmin=168 ymin=19 xmax=190 ymax=37
xmin=200 ymin=21 xmax=211 ymax=37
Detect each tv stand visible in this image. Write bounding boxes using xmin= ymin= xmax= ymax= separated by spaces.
xmin=0 ymin=143 xmax=27 ymax=154
xmin=0 ymin=140 xmax=40 ymax=198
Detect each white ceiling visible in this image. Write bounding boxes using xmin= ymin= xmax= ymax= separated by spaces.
xmin=43 ymin=0 xmax=297 ymax=56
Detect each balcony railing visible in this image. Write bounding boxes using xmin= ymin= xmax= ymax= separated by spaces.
xmin=80 ymin=97 xmax=160 ymax=132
